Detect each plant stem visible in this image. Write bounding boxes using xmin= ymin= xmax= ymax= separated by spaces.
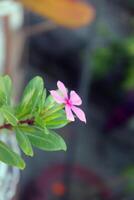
xmin=0 ymin=118 xmax=35 ymax=131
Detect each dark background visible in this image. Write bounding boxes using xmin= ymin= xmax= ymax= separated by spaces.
xmin=15 ymin=0 xmax=134 ymax=199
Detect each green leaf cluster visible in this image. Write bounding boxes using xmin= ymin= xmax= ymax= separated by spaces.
xmin=91 ymin=37 xmax=134 ymax=91
xmin=0 ymin=75 xmax=69 ymax=169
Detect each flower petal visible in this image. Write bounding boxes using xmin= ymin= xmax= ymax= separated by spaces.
xmin=72 ymin=106 xmax=86 ymax=123
xmin=50 ymin=90 xmax=65 ymax=104
xmin=65 ymin=105 xmax=75 ymax=121
xmin=70 ymin=90 xmax=82 ymax=105
xmin=57 ymin=81 xmax=68 ymax=98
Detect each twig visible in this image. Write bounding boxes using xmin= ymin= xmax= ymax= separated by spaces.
xmin=0 ymin=118 xmax=35 ymax=131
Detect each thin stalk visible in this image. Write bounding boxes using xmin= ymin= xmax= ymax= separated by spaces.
xmin=0 ymin=118 xmax=34 ymax=131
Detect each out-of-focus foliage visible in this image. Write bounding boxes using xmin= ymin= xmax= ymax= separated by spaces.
xmin=91 ymin=37 xmax=134 ymax=91
xmin=123 ymin=166 xmax=134 ymax=194
xmin=21 ymin=0 xmax=95 ymax=28
xmin=118 ymin=0 xmax=134 ymax=10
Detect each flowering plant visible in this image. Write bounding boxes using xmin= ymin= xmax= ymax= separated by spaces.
xmin=0 ymin=75 xmax=86 ymax=169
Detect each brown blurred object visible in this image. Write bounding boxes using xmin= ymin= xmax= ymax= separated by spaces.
xmin=2 ymin=15 xmax=25 ymax=101
xmin=20 ymin=0 xmax=95 ymax=28
xmin=3 ymin=15 xmax=12 ymax=75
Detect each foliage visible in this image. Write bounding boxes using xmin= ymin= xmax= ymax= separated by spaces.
xmin=91 ymin=37 xmax=134 ymax=91
xmin=0 ymin=75 xmax=69 ymax=169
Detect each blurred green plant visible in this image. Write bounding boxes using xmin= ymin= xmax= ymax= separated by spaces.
xmin=0 ymin=75 xmax=70 ymax=169
xmin=91 ymin=37 xmax=134 ymax=91
xmin=120 ymin=0 xmax=134 ymax=10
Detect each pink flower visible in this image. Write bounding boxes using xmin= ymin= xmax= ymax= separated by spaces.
xmin=50 ymin=81 xmax=86 ymax=123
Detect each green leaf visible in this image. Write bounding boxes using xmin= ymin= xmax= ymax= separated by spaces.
xmin=0 ymin=75 xmax=12 ymax=105
xmin=122 ymin=65 xmax=134 ymax=90
xmin=0 ymin=90 xmax=7 ymax=107
xmin=37 ymin=89 xmax=46 ymax=113
xmin=0 ymin=141 xmax=25 ymax=169
xmin=44 ymin=94 xmax=55 ymax=107
xmin=41 ymin=95 xmax=68 ymax=129
xmin=0 ymin=106 xmax=18 ymax=126
xmin=17 ymin=125 xmax=44 ymax=134
xmin=15 ymin=127 xmax=34 ymax=156
xmin=19 ymin=126 xmax=67 ymax=151
xmin=34 ymin=115 xmax=49 ymax=134
xmin=46 ymin=118 xmax=69 ymax=129
xmin=28 ymin=131 xmax=67 ymax=151
xmin=35 ymin=115 xmax=45 ymax=128
xmin=43 ymin=95 xmax=63 ymax=113
xmin=44 ymin=127 xmax=50 ymax=135
xmin=3 ymin=75 xmax=12 ymax=101
xmin=16 ymin=76 xmax=44 ymax=119
xmin=44 ymin=109 xmax=69 ymax=129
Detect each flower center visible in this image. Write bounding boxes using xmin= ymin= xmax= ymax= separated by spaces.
xmin=65 ymin=98 xmax=72 ymax=107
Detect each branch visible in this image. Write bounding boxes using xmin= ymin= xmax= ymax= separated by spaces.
xmin=0 ymin=118 xmax=34 ymax=131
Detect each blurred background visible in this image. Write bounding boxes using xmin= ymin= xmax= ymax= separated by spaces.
xmin=0 ymin=0 xmax=134 ymax=199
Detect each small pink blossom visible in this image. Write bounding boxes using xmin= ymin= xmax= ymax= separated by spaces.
xmin=50 ymin=81 xmax=86 ymax=123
